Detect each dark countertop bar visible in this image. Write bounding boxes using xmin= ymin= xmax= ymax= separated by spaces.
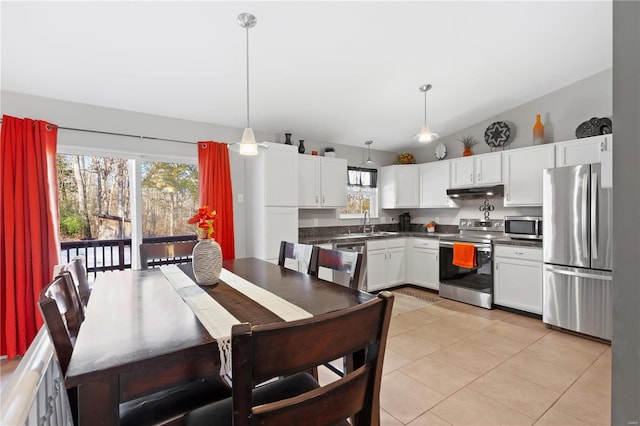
xmin=299 ymin=232 xmax=455 ymax=245
xmin=493 ymin=238 xmax=543 ymax=248
xmin=300 ymin=232 xmax=543 ymax=248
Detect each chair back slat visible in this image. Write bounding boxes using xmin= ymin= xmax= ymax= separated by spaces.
xmin=139 ymin=240 xmax=197 ymax=269
xmin=277 ymin=241 xmax=313 ymax=273
xmin=309 ymin=246 xmax=363 ymax=289
xmin=231 ymin=292 xmax=394 ymax=426
xmin=61 ymin=255 xmax=91 ymax=308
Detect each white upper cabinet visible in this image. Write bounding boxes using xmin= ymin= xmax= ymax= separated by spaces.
xmin=380 ymin=165 xmax=420 ymax=209
xmin=503 ymin=144 xmax=555 ymax=206
xmin=555 ymin=134 xmax=613 ymax=167
xmin=297 ymin=155 xmax=347 ymax=208
xmin=450 ymin=152 xmax=502 ymax=188
xmin=263 ymin=143 xmax=299 ymax=207
xmin=419 ymin=161 xmax=460 ymax=208
xmin=320 ymin=157 xmax=348 ymax=207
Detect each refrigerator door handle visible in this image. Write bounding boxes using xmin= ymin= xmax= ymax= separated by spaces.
xmin=581 ymin=173 xmax=589 ymax=252
xmin=545 ymin=266 xmax=613 ymax=281
xmin=591 ymin=172 xmax=598 ymax=260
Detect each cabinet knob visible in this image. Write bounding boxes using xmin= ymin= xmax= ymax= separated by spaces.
xmin=496 ymin=263 xmax=499 ymax=270
xmin=322 ymin=196 xmax=325 ymax=204
xmin=470 ymin=174 xmax=473 ymax=182
xmin=315 ymin=196 xmax=319 ymax=203
xmin=477 ymin=173 xmax=481 ymax=181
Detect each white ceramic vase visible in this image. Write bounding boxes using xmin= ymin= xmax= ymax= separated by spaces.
xmin=192 ymin=239 xmax=222 ymax=285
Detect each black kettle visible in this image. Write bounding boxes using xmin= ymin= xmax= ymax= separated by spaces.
xmin=399 ymin=212 xmax=411 ymax=232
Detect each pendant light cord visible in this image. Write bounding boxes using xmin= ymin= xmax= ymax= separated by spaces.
xmin=245 ymin=26 xmax=250 ymax=128
xmin=424 ymin=88 xmax=427 ymax=125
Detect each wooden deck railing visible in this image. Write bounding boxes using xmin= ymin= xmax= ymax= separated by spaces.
xmin=60 ymin=235 xmax=197 ymax=279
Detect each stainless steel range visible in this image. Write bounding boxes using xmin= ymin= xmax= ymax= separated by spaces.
xmin=439 ymin=218 xmax=504 ymax=309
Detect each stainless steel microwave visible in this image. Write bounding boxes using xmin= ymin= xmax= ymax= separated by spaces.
xmin=504 ymin=216 xmax=543 ymax=240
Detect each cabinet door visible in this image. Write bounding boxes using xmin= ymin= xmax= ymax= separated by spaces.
xmin=420 ymin=161 xmax=459 ymax=208
xmin=265 ymin=144 xmax=298 ymax=206
xmin=320 ymin=157 xmax=348 ymax=207
xmin=264 ymin=207 xmax=298 ymax=261
xmin=476 ymin=152 xmax=502 ymax=184
xmin=366 ymin=249 xmax=388 ymax=291
xmin=387 ymin=247 xmax=406 ymax=286
xmin=298 ymin=155 xmax=320 ymax=207
xmin=504 ymin=145 xmax=555 ymax=206
xmin=494 ymin=258 xmax=543 ymax=314
xmin=395 ymin=166 xmax=420 ymax=207
xmin=413 ymin=248 xmax=439 ymax=290
xmin=556 ymin=135 xmax=612 ymax=167
xmin=450 ymin=157 xmax=475 ymax=187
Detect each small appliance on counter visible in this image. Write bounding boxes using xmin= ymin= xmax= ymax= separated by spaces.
xmin=398 ymin=212 xmax=411 ymax=232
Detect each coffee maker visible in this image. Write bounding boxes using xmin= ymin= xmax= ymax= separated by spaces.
xmin=398 ymin=212 xmax=411 ymax=232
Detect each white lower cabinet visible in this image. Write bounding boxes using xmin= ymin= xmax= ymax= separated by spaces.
xmin=366 ymin=238 xmax=406 ymax=291
xmin=493 ymin=245 xmax=543 ymax=314
xmin=408 ymin=238 xmax=439 ymax=290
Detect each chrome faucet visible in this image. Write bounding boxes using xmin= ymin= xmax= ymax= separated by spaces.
xmin=362 ymin=210 xmax=369 ymax=233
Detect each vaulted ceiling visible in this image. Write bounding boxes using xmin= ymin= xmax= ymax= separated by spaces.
xmin=1 ymin=1 xmax=612 ymax=151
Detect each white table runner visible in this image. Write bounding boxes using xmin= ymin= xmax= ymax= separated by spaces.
xmin=160 ymin=265 xmax=312 ymax=376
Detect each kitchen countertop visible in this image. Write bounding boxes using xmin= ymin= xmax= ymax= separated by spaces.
xmin=300 ymin=232 xmax=543 ymax=248
xmin=493 ymin=238 xmax=543 ymax=248
xmin=299 ymin=232 xmax=455 ymax=245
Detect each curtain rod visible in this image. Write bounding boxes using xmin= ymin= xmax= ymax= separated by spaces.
xmin=0 ymin=119 xmax=198 ymax=146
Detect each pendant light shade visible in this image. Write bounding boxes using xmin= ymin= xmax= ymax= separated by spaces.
xmin=416 ymin=83 xmax=439 ymax=143
xmin=229 ymin=12 xmax=268 ymax=156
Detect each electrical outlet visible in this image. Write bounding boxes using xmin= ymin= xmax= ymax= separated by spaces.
xmin=434 ymin=217 xmax=439 ymax=223
xmin=313 ymin=219 xmax=319 ymax=226
xmin=237 ymin=193 xmax=244 ymax=203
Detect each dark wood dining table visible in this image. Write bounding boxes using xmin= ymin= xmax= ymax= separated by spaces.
xmin=64 ymin=257 xmax=375 ymax=425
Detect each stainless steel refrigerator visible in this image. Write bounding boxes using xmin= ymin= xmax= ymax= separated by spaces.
xmin=542 ymin=163 xmax=613 ymax=340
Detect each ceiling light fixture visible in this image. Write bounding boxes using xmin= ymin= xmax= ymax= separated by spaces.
xmin=416 ymin=83 xmax=439 ymax=143
xmin=229 ymin=12 xmax=268 ymax=156
xmin=364 ymin=140 xmax=376 ymax=166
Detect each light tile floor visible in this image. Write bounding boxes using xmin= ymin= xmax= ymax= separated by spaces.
xmin=319 ymin=288 xmax=612 ymax=426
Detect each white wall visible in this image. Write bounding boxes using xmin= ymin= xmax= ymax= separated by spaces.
xmin=413 ymin=68 xmax=613 ymax=163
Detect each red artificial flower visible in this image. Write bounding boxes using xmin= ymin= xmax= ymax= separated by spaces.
xmin=188 ymin=206 xmax=218 ymax=239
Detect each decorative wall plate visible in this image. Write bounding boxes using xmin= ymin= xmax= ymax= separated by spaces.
xmin=575 ymin=117 xmax=612 ymax=139
xmin=434 ymin=143 xmax=447 ymax=160
xmin=484 ymin=121 xmax=511 ymax=148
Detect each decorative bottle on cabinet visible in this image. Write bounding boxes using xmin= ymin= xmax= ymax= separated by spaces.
xmin=284 ymin=133 xmax=292 ymax=145
xmin=298 ymin=140 xmax=305 ymax=154
xmin=533 ymin=114 xmax=545 ymax=145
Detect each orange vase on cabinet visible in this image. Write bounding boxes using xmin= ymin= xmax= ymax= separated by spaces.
xmin=463 ymin=147 xmax=472 ymax=156
xmin=533 ymin=114 xmax=545 ymax=145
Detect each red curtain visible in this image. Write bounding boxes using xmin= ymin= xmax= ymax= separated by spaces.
xmin=1 ymin=115 xmax=60 ymax=359
xmin=197 ymin=141 xmax=235 ymax=260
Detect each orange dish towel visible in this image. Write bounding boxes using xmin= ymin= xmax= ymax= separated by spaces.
xmin=452 ymin=242 xmax=477 ymax=269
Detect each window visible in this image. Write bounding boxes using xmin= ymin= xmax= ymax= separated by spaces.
xmin=57 ymin=154 xmax=131 ymax=241
xmin=141 ymin=160 xmax=198 ymax=237
xmin=339 ymin=167 xmax=378 ymax=219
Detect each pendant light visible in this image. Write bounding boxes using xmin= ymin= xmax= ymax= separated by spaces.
xmin=363 ymin=140 xmax=376 ymax=166
xmin=230 ymin=13 xmax=268 ymax=156
xmin=416 ymin=83 xmax=439 ymax=143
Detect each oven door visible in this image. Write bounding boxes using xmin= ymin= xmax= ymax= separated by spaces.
xmin=439 ymin=241 xmax=493 ymax=294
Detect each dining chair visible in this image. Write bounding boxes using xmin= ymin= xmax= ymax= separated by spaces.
xmin=309 ymin=246 xmax=363 ymax=290
xmin=139 ymin=240 xmax=198 ymax=269
xmin=61 ymin=255 xmax=91 ymax=309
xmin=38 ymin=273 xmax=232 ymax=426
xmin=308 ymin=246 xmax=364 ymax=378
xmin=277 ymin=241 xmax=314 ymax=273
xmin=38 ymin=273 xmax=84 ymax=375
xmin=183 ymin=291 xmax=394 ymax=426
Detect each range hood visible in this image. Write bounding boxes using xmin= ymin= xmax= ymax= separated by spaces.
xmin=446 ymin=184 xmax=504 ymax=200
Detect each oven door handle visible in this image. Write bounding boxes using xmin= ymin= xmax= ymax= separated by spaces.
xmin=439 ymin=241 xmax=492 ymax=252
